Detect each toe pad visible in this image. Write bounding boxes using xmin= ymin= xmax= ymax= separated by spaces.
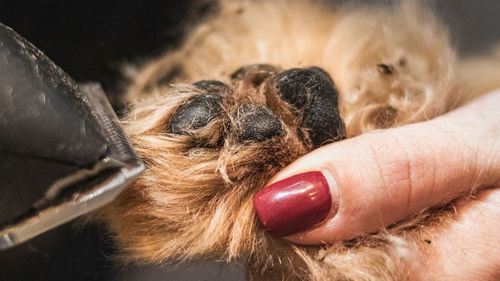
xmin=168 ymin=94 xmax=223 ymax=135
xmin=237 ymin=104 xmax=282 ymax=142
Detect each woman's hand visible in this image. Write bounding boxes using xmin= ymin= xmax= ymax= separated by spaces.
xmin=253 ymin=89 xmax=500 ymax=279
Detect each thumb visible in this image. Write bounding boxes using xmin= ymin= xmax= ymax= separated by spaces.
xmin=253 ymin=90 xmax=500 ymax=243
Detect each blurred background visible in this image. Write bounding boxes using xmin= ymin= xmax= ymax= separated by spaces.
xmin=1 ymin=0 xmax=499 ymax=280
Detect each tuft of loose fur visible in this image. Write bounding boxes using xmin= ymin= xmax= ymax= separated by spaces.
xmin=98 ymin=1 xmax=500 ymax=280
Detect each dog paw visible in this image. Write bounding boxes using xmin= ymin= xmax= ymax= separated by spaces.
xmin=166 ymin=65 xmax=346 ymax=150
xmin=107 ymin=65 xmax=347 ymax=270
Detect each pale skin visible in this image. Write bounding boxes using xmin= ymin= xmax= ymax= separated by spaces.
xmin=267 ymin=90 xmax=500 ymax=280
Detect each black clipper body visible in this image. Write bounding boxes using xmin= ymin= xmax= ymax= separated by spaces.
xmin=0 ymin=24 xmax=143 ymax=249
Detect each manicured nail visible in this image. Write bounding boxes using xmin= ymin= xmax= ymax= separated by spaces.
xmin=253 ymin=171 xmax=334 ymax=237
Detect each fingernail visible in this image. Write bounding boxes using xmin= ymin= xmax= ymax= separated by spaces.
xmin=253 ymin=171 xmax=334 ymax=237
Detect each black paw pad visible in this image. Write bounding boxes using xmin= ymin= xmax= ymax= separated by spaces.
xmin=274 ymin=67 xmax=345 ymax=147
xmin=303 ymin=102 xmax=345 ymax=147
xmin=168 ymin=94 xmax=223 ymax=135
xmin=193 ymin=80 xmax=230 ymax=94
xmin=274 ymin=67 xmax=338 ymax=108
xmin=237 ymin=104 xmax=282 ymax=142
xmin=231 ymin=64 xmax=279 ymax=86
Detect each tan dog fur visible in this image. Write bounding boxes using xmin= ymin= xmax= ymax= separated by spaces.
xmin=99 ymin=1 xmax=500 ymax=280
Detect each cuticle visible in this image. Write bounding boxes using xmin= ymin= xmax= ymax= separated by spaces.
xmin=320 ymin=168 xmax=340 ymax=220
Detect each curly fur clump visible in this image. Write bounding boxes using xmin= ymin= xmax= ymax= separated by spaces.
xmin=99 ymin=1 xmax=500 ymax=280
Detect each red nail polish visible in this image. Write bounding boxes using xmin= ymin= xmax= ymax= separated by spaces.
xmin=253 ymin=171 xmax=332 ymax=237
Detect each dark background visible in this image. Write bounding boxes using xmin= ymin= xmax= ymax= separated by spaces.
xmin=1 ymin=1 xmax=499 ymax=280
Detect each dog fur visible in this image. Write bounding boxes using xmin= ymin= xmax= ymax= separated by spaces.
xmin=99 ymin=1 xmax=500 ymax=280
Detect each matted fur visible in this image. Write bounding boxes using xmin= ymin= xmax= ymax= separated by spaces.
xmin=99 ymin=1 xmax=500 ymax=280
